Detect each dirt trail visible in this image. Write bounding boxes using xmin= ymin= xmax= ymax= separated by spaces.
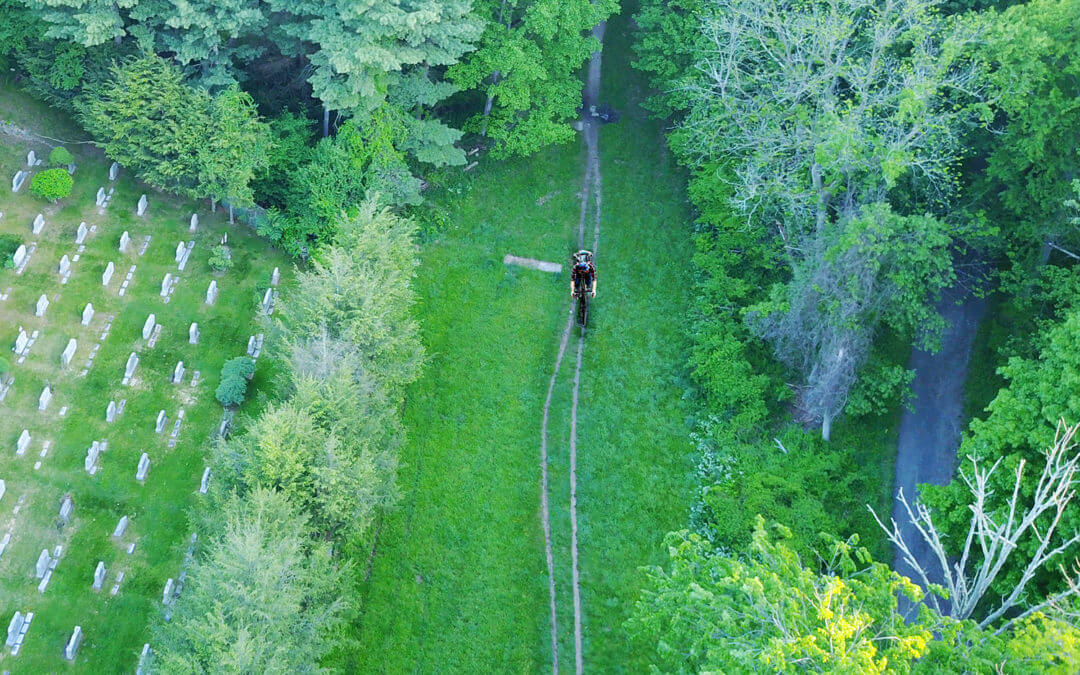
xmin=538 ymin=21 xmax=606 ymax=675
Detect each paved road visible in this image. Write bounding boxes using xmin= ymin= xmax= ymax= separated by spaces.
xmin=891 ymin=282 xmax=987 ymax=616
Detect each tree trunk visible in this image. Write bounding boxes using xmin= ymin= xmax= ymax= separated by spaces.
xmin=480 ymin=72 xmax=500 ymax=137
xmin=821 ymin=411 xmax=832 ymax=442
xmin=211 ymin=198 xmax=216 ymax=213
xmin=228 ymin=203 xmax=234 ymax=224
xmin=323 ymin=106 xmax=330 ymax=138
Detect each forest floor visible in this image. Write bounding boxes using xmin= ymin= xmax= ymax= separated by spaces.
xmin=347 ymin=9 xmax=697 ymax=673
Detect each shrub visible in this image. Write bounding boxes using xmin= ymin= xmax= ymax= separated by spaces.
xmin=48 ymin=146 xmax=74 ymax=166
xmin=0 ymin=356 xmax=9 ymax=375
xmin=29 ymin=168 xmax=73 ymax=201
xmin=0 ymin=234 xmax=21 ymax=269
xmin=216 ymin=357 xmax=254 ymax=407
xmin=208 ymin=245 xmax=233 ymax=272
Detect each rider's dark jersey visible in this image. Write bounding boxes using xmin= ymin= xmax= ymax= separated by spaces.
xmin=572 ymin=262 xmax=596 ymax=288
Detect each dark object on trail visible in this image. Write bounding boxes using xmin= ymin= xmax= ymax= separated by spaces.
xmin=575 ymin=287 xmax=590 ymax=328
xmin=593 ymin=103 xmax=619 ymax=123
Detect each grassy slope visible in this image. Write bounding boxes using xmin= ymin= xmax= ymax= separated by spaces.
xmin=0 ymin=87 xmax=288 ymax=672
xmin=351 ymin=13 xmax=696 ymax=673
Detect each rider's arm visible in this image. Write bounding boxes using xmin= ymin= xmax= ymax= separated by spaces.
xmin=570 ymin=277 xmax=575 ymax=297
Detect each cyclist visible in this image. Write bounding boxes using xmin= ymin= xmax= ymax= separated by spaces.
xmin=570 ymin=250 xmax=596 ymax=298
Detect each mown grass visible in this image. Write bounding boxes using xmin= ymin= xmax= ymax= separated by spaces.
xmin=0 ymin=92 xmax=288 ymax=672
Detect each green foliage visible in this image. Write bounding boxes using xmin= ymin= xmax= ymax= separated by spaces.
xmin=28 ymin=167 xmax=73 ymax=201
xmin=0 ymin=356 xmax=9 ymax=375
xmin=215 ymin=356 xmax=253 ymax=407
xmin=47 ymin=146 xmax=73 ymax=165
xmin=199 ymin=85 xmax=271 ymax=210
xmin=208 ymin=245 xmax=232 ymax=272
xmin=151 ymin=488 xmax=350 ymax=672
xmin=0 ymin=234 xmax=21 ymax=269
xmin=846 ymin=361 xmax=915 ymax=418
xmin=252 ymin=111 xmax=316 ymax=210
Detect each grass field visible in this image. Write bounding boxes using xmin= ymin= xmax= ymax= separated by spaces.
xmin=348 ymin=10 xmax=697 ymax=672
xmin=0 ymin=97 xmax=288 ymax=672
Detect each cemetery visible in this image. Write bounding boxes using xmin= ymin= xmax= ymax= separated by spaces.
xmin=0 ymin=136 xmax=289 ymax=670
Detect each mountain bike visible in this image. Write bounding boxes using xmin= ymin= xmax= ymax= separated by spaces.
xmin=575 ymin=285 xmax=590 ymax=328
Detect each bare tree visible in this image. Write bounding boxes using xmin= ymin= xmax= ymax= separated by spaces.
xmin=870 ymin=421 xmax=1080 ymax=632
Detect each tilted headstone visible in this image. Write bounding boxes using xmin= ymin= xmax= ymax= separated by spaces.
xmin=106 ymin=400 xmax=117 ymax=422
xmin=84 ymin=441 xmax=102 ymax=473
xmin=262 ymin=288 xmax=274 ymax=314
xmin=35 ymin=294 xmax=48 ymax=317
xmin=142 ymin=314 xmax=156 ymax=340
xmin=14 ymin=328 xmax=28 ymax=355
xmin=155 ymin=410 xmax=166 ymax=433
xmin=246 ymin=335 xmax=255 ymax=356
xmin=271 ymin=267 xmax=280 ymax=286
xmin=32 ymin=214 xmax=44 ymax=235
xmin=102 ymin=261 xmax=115 ymax=286
xmin=26 ymin=151 xmax=36 ymax=165
xmin=75 ymin=222 xmax=88 ymax=244
xmin=189 ymin=213 xmax=198 ymax=231
xmin=6 ymin=612 xmax=24 ymax=647
xmin=189 ymin=323 xmax=199 ymax=345
xmin=162 ymin=578 xmax=174 ymax=604
xmin=172 ymin=361 xmax=185 ymax=384
xmin=12 ymin=244 xmax=27 ymax=268
xmin=113 ymin=516 xmax=129 ymax=538
xmin=137 ymin=194 xmax=148 ymax=216
xmin=92 ymin=562 xmax=106 ymax=591
xmin=125 ymin=352 xmax=139 ymax=378
xmin=136 ymin=453 xmax=150 ymax=481
xmin=160 ymin=273 xmax=172 ymax=297
xmin=119 ymin=230 xmax=130 ymax=252
xmin=200 ymin=467 xmax=211 ymax=494
xmin=96 ymin=187 xmax=106 ymax=206
xmin=35 ymin=550 xmax=50 ymax=579
xmin=82 ymin=303 xmax=94 ymax=326
xmin=16 ymin=430 xmax=30 ymax=455
xmin=38 ymin=386 xmax=52 ymax=411
xmin=59 ymin=495 xmax=73 ymax=524
xmin=109 ymin=162 xmax=119 ymax=180
xmin=63 ymin=625 xmax=82 ymax=660
xmin=58 ymin=255 xmax=70 ymax=275
xmin=11 ymin=170 xmax=27 ymax=192
xmin=61 ymin=338 xmax=77 ymax=366
xmin=175 ymin=242 xmax=185 ymax=263
xmin=205 ymin=280 xmax=218 ymax=305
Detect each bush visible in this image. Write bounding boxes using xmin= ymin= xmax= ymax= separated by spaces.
xmin=216 ymin=357 xmax=254 ymax=407
xmin=208 ymin=245 xmax=233 ymax=272
xmin=48 ymin=146 xmax=74 ymax=166
xmin=0 ymin=356 xmax=9 ymax=376
xmin=0 ymin=234 xmax=21 ymax=269
xmin=29 ymin=168 xmax=73 ymax=201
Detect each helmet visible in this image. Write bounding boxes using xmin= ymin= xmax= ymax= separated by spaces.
xmin=573 ymin=250 xmax=593 ymax=264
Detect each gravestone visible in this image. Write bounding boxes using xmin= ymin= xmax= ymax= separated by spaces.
xmin=92 ymin=562 xmax=106 ymax=590
xmin=262 ymin=288 xmax=274 ymax=314
xmin=136 ymin=453 xmax=149 ymax=481
xmin=137 ymin=194 xmax=148 ymax=216
xmin=58 ymin=255 xmax=70 ymax=275
xmin=32 ymin=214 xmax=44 ymax=234
xmin=6 ymin=612 xmax=24 ymax=647
xmin=189 ymin=213 xmax=198 ymax=231
xmin=102 ymin=261 xmax=115 ymax=286
xmin=0 ymin=480 xmax=5 ymax=502
xmin=172 ymin=361 xmax=185 ymax=384
xmin=82 ymin=303 xmax=94 ymax=326
xmin=35 ymin=550 xmax=50 ymax=579
xmin=162 ymin=578 xmax=174 ymax=604
xmin=12 ymin=244 xmax=27 ymax=269
xmin=175 ymin=242 xmax=185 ymax=263
xmin=16 ymin=430 xmax=30 ymax=455
xmin=160 ymin=273 xmax=172 ymax=297
xmin=75 ymin=222 xmax=88 ymax=244
xmin=271 ymin=267 xmax=280 ymax=286
xmin=200 ymin=467 xmax=211 ymax=494
xmin=142 ymin=314 xmax=156 ymax=340
xmin=155 ymin=410 xmax=166 ymax=433
xmin=38 ymin=386 xmax=51 ymax=411
xmin=113 ymin=515 xmax=128 ymax=538
xmin=205 ymin=280 xmax=218 ymax=305
xmin=84 ymin=441 xmax=103 ymax=473
xmin=109 ymin=162 xmax=118 ymax=180
xmin=59 ymin=495 xmax=73 ymax=524
xmin=14 ymin=328 xmax=28 ymax=354
xmin=95 ymin=187 xmax=106 ymax=206
xmin=63 ymin=625 xmax=82 ymax=660
xmin=61 ymin=338 xmax=77 ymax=366
xmin=246 ymin=335 xmax=255 ymax=356
xmin=188 ymin=323 xmax=199 ymax=345
xmin=35 ymin=294 xmax=48 ymax=317
xmin=26 ymin=151 xmax=36 ymax=165
xmin=12 ymin=170 xmax=27 ymax=192
xmin=124 ymin=352 xmax=139 ymax=379
xmin=119 ymin=230 xmax=130 ymax=252
xmin=106 ymin=400 xmax=117 ymax=422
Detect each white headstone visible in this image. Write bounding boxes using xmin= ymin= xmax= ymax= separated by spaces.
xmin=16 ymin=430 xmax=30 ymax=455
xmin=58 ymin=254 xmax=70 ymax=275
xmin=26 ymin=151 xmax=36 ymax=166
xmin=175 ymin=242 xmax=185 ymax=263
xmin=189 ymin=213 xmax=198 ymax=231
xmin=125 ymin=352 xmax=139 ymax=378
xmin=271 ymin=267 xmax=280 ymax=286
xmin=142 ymin=314 xmax=156 ymax=340
xmin=0 ymin=480 xmax=6 ymax=503
xmin=38 ymin=386 xmax=52 ymax=411
xmin=5 ymin=612 xmax=24 ymax=647
xmin=155 ymin=410 xmax=166 ymax=433
xmin=96 ymin=187 xmax=106 ymax=206
xmin=12 ymin=244 xmax=26 ymax=268
xmin=109 ymin=162 xmax=119 ymax=180
xmin=172 ymin=361 xmax=185 ymax=384
xmin=246 ymin=335 xmax=255 ymax=356
xmin=262 ymin=288 xmax=273 ymax=313
xmin=75 ymin=222 xmax=88 ymax=244
xmin=84 ymin=441 xmax=102 ymax=473
xmin=188 ymin=323 xmax=199 ymax=345
xmin=200 ymin=467 xmax=211 ymax=494
xmin=162 ymin=578 xmax=174 ymax=604
xmin=106 ymin=400 xmax=117 ymax=422
xmin=35 ymin=294 xmax=49 ymax=317
xmin=137 ymin=194 xmax=148 ymax=216
xmin=160 ymin=273 xmax=172 ymax=297
xmin=136 ymin=453 xmax=150 ymax=481
xmin=32 ymin=214 xmax=44 ymax=235
xmin=82 ymin=303 xmax=95 ymax=326
xmin=119 ymin=230 xmax=130 ymax=252
xmin=35 ymin=549 xmax=50 ymax=579
xmin=61 ymin=338 xmax=77 ymax=366
xmin=14 ymin=328 xmax=28 ymax=355
xmin=113 ymin=515 xmax=128 ymax=538
xmin=93 ymin=562 xmax=106 ymax=590
xmin=59 ymin=495 xmax=73 ymax=523
xmin=102 ymin=261 xmax=115 ymax=286
xmin=205 ymin=280 xmax=218 ymax=305
xmin=63 ymin=625 xmax=82 ymax=660
xmin=11 ymin=170 xmax=27 ymax=192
